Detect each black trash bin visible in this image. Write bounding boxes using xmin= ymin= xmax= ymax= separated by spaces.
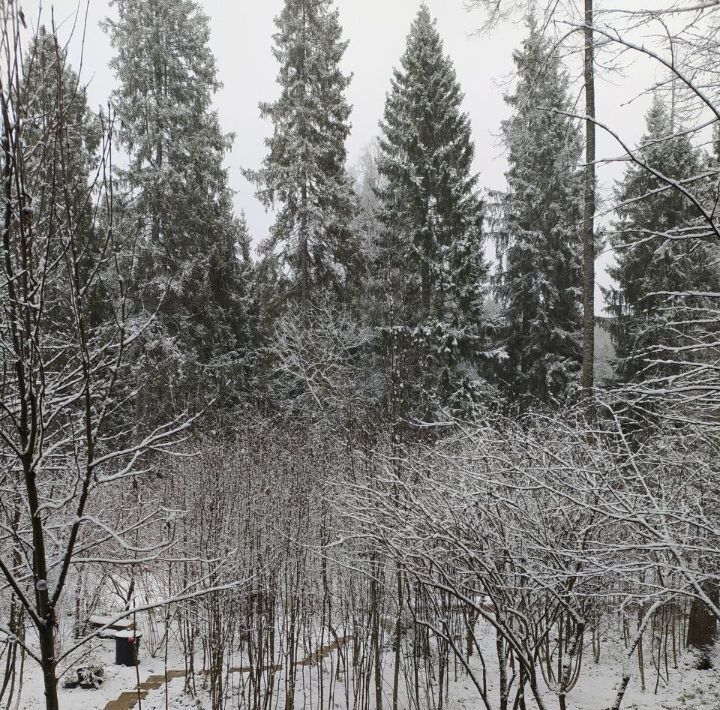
xmin=114 ymin=631 xmax=142 ymax=666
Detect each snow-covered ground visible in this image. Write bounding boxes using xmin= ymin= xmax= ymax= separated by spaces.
xmin=14 ymin=636 xmax=185 ymax=709
xmin=11 ymin=620 xmax=720 ymax=709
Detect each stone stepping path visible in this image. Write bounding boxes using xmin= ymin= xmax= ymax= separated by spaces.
xmin=104 ymin=636 xmax=351 ymax=710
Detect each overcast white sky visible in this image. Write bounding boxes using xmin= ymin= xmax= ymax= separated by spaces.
xmin=29 ymin=0 xmax=671 ymax=307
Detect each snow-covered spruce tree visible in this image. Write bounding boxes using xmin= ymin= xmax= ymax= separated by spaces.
xmin=249 ymin=0 xmax=359 ymax=314
xmin=106 ymin=0 xmax=253 ymax=424
xmin=495 ymin=21 xmax=584 ymax=408
xmin=375 ymin=4 xmax=489 ymax=422
xmin=21 ymin=28 xmax=108 ymax=328
xmin=605 ymin=96 xmax=719 ymax=386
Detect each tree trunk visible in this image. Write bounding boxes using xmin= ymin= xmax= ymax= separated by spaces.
xmin=299 ymin=182 xmax=310 ymax=320
xmin=582 ymin=0 xmax=596 ymax=403
xmin=39 ymin=625 xmax=59 ymax=710
xmin=687 ymin=582 xmax=719 ymax=668
xmin=392 ymin=568 xmax=403 ymax=710
xmin=370 ymin=559 xmax=383 ymax=710
xmin=497 ymin=632 xmax=508 ymax=710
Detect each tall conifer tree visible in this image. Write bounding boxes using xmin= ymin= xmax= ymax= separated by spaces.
xmin=606 ymin=97 xmax=718 ymax=385
xmin=22 ymin=28 xmax=108 ymax=326
xmin=375 ymin=5 xmax=488 ymax=420
xmin=496 ymin=22 xmax=584 ymax=407
xmin=106 ymin=0 xmax=252 ymax=421
xmin=250 ymin=0 xmax=357 ymax=313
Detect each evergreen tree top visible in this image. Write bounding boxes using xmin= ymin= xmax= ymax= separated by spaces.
xmin=380 ymin=5 xmax=477 ymax=202
xmin=255 ymin=0 xmax=353 ymax=202
xmin=633 ymin=95 xmax=698 ymax=173
xmin=504 ymin=19 xmax=576 ymax=121
xmin=614 ymin=94 xmax=701 ymax=215
xmin=249 ymin=0 xmax=358 ymax=308
xmin=500 ymin=21 xmax=582 ymax=212
xmin=608 ymin=99 xmax=711 ymax=323
xmin=409 ymin=4 xmax=436 ymax=41
xmin=106 ymin=0 xmax=220 ymax=141
xmin=644 ymin=94 xmax=673 ymax=140
xmin=495 ymin=18 xmax=584 ymax=407
xmin=22 ymin=27 xmax=102 ymax=198
xmin=394 ymin=5 xmax=465 ymax=108
xmin=375 ymin=4 xmax=486 ymax=330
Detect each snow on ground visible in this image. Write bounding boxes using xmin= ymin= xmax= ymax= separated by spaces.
xmin=14 ymin=635 xmax=189 ymax=710
xmin=133 ymin=644 xmax=720 ymax=710
xmin=11 ymin=620 xmax=720 ymax=709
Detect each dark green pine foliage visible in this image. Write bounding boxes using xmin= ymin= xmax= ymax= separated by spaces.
xmin=375 ymin=5 xmax=488 ymax=421
xmin=250 ymin=0 xmax=359 ymax=313
xmin=106 ymin=0 xmax=253 ymax=421
xmin=606 ymin=96 xmax=719 ymax=385
xmin=21 ymin=28 xmax=108 ymax=327
xmin=496 ymin=22 xmax=584 ymax=408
